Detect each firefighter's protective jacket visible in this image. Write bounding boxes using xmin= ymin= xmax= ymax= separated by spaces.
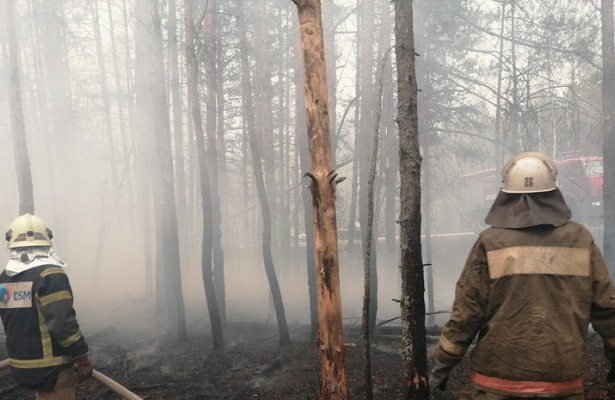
xmin=435 ymin=190 xmax=615 ymax=397
xmin=0 ymin=264 xmax=88 ymax=390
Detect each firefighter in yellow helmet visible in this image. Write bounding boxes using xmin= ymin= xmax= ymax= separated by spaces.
xmin=0 ymin=214 xmax=92 ymax=400
xmin=429 ymin=152 xmax=615 ymax=399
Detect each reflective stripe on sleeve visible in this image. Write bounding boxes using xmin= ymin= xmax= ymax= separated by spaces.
xmin=58 ymin=331 xmax=83 ymax=348
xmin=437 ymin=335 xmax=467 ymax=357
xmin=37 ymin=290 xmax=72 ymax=307
xmin=487 ymin=246 xmax=590 ymax=279
xmin=471 ymin=371 xmax=583 ymax=394
xmin=40 ymin=267 xmax=65 ymax=278
xmin=9 ymin=355 xmax=72 ymax=369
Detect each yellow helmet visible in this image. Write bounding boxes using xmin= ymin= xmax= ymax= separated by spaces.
xmin=501 ymin=152 xmax=558 ymax=193
xmin=5 ymin=214 xmax=53 ymax=249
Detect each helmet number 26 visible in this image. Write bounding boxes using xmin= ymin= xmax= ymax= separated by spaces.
xmin=524 ymin=177 xmax=534 ymax=187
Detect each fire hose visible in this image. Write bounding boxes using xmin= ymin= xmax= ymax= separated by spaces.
xmin=0 ymin=358 xmax=142 ymax=400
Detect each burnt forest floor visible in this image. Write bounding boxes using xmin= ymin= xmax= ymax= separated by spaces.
xmin=1 ymin=321 xmax=614 ymax=400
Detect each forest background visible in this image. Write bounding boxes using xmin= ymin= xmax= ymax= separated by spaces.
xmin=0 ymin=0 xmax=610 ymax=365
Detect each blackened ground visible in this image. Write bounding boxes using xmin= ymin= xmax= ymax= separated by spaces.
xmin=0 ymin=323 xmax=613 ymax=399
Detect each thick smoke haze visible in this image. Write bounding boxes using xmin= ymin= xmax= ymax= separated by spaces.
xmin=0 ymin=0 xmax=607 ymax=343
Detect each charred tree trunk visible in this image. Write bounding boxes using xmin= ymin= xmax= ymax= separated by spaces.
xmin=4 ymin=0 xmax=35 ymax=215
xmin=237 ymin=0 xmax=290 ymax=346
xmin=292 ymin=0 xmax=347 ymax=398
xmin=184 ymin=0 xmax=224 ymax=350
xmin=602 ymin=0 xmax=615 ymax=275
xmin=394 ymin=0 xmax=429 ymax=398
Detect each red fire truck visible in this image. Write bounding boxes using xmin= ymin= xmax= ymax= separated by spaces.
xmin=460 ymin=154 xmax=603 ymax=231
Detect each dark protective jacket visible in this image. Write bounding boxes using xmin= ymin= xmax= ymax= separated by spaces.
xmin=435 ymin=190 xmax=615 ymax=397
xmin=0 ymin=264 xmax=88 ymax=390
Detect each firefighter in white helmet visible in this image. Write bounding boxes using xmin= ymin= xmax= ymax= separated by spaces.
xmin=0 ymin=214 xmax=92 ymax=399
xmin=429 ymin=152 xmax=615 ymax=399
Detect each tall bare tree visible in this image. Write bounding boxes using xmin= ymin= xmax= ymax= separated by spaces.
xmin=184 ymin=0 xmax=225 ymax=350
xmin=362 ymin=47 xmax=392 ymax=399
xmin=203 ymin=0 xmax=226 ymax=324
xmin=4 ymin=0 xmax=34 ymax=215
xmin=167 ymin=0 xmax=187 ymax=229
xmin=292 ymin=0 xmax=347 ymax=398
xmin=135 ymin=0 xmax=187 ymax=341
xmin=602 ymin=0 xmax=615 ymax=275
xmin=395 ymin=0 xmax=429 ymax=398
xmin=293 ymin=22 xmax=318 ymax=341
xmin=237 ymin=0 xmax=290 ymax=346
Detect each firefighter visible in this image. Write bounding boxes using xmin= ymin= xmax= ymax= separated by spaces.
xmin=0 ymin=214 xmax=92 ymax=399
xmin=429 ymin=152 xmax=615 ymax=399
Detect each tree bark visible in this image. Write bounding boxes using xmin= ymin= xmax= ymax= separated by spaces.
xmin=293 ymin=22 xmax=318 ymax=341
xmin=394 ymin=0 xmax=429 ymax=398
xmin=292 ymin=0 xmax=347 ymax=398
xmin=4 ymin=0 xmax=35 ymax=215
xmin=602 ymin=0 xmax=615 ymax=275
xmin=184 ymin=0 xmax=225 ymax=350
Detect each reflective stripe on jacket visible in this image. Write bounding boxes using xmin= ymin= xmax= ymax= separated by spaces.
xmin=0 ymin=265 xmax=88 ymax=390
xmin=435 ymin=221 xmax=615 ymax=396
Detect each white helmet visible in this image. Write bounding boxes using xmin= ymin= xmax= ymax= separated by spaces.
xmin=5 ymin=214 xmax=53 ymax=249
xmin=501 ymin=152 xmax=558 ymax=193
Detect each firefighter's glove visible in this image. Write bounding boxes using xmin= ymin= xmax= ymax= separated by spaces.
xmin=607 ymin=361 xmax=615 ymax=383
xmin=72 ymin=353 xmax=93 ymax=383
xmin=429 ymin=359 xmax=454 ymax=391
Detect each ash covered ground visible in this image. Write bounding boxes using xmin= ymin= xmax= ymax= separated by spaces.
xmin=1 ymin=320 xmax=614 ymax=399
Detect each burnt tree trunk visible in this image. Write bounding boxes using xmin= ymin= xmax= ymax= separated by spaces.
xmin=395 ymin=0 xmax=430 ymax=398
xmin=602 ymin=0 xmax=615 ymax=276
xmin=292 ymin=0 xmax=348 ymax=398
xmin=4 ymin=0 xmax=35 ymax=215
xmin=184 ymin=0 xmax=224 ymax=350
